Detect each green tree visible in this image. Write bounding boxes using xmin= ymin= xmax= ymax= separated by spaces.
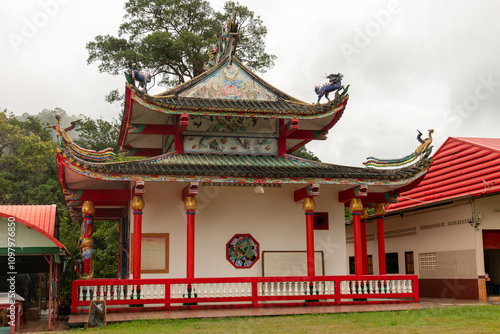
xmin=86 ymin=0 xmax=276 ymax=99
xmin=292 ymin=146 xmax=321 ymax=162
xmin=0 ymin=110 xmax=60 ymax=205
xmin=73 ymin=116 xmax=121 ymax=153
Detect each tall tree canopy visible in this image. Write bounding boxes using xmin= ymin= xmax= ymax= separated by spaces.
xmin=0 ymin=110 xmax=60 ymax=205
xmin=87 ymin=0 xmax=276 ymax=91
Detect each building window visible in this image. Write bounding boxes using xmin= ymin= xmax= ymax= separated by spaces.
xmin=385 ymin=252 xmax=399 ymax=274
xmin=419 ymin=252 xmax=437 ymax=271
xmin=349 ymin=256 xmax=355 ymax=275
xmin=348 ymin=255 xmax=373 ymax=274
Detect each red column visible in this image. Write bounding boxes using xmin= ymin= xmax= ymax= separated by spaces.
xmin=185 ymin=196 xmax=198 ymax=280
xmin=350 ymin=198 xmax=363 ymax=276
xmin=375 ymin=203 xmax=387 ymax=275
xmin=303 ymin=198 xmax=316 ymax=277
xmin=79 ymin=201 xmax=95 ymax=279
xmin=360 ymin=208 xmax=368 ymax=275
xmin=131 ymin=195 xmax=145 ymax=280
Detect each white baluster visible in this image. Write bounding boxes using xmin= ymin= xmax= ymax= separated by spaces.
xmin=408 ymin=280 xmax=413 ymax=293
xmin=262 ymin=282 xmax=268 ymax=296
xmin=78 ymin=286 xmax=83 ymax=301
xmin=170 ymin=285 xmax=175 ymax=299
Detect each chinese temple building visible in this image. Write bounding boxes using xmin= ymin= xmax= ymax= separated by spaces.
xmin=55 ymin=23 xmax=433 ymax=313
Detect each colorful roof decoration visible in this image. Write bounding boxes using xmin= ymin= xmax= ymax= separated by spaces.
xmin=387 ymin=137 xmax=500 ymax=212
xmin=119 ymin=55 xmax=349 ymax=155
xmin=0 ymin=204 xmax=67 ymax=253
xmin=57 ymin=147 xmax=432 ymax=186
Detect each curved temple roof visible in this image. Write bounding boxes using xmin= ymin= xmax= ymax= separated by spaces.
xmin=58 ymin=147 xmax=432 ymax=186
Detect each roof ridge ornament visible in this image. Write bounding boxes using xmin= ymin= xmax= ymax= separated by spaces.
xmin=125 ymin=62 xmax=153 ymax=94
xmin=315 ymin=73 xmax=349 ymax=104
xmin=364 ymin=129 xmax=435 ymax=168
xmin=47 ymin=115 xmax=116 ymax=162
xmin=203 ymin=11 xmax=239 ymax=71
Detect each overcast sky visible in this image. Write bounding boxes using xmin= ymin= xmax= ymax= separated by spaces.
xmin=1 ymin=0 xmax=499 ymax=167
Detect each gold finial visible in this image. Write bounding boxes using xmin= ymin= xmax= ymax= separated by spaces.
xmin=131 ymin=195 xmax=145 ymax=211
xmin=184 ymin=196 xmax=198 ymax=211
xmin=374 ymin=203 xmax=386 ymax=216
xmin=302 ymin=197 xmax=316 ymax=211
xmin=82 ymin=201 xmax=95 ymax=215
xmin=360 ymin=208 xmax=369 ymax=220
xmin=349 ymin=198 xmax=363 ymax=213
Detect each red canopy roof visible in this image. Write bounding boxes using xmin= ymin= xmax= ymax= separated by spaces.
xmin=0 ymin=204 xmax=67 ymax=252
xmin=387 ymin=137 xmax=500 ymax=212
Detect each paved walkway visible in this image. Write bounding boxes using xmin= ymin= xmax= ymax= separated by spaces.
xmin=16 ymin=298 xmax=489 ymax=333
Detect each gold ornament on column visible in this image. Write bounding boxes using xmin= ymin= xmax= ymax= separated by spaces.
xmin=82 ymin=200 xmax=95 ymax=215
xmin=349 ymin=198 xmax=363 ymax=213
xmin=131 ymin=195 xmax=145 ymax=211
xmin=302 ymin=197 xmax=316 ymax=211
xmin=184 ymin=196 xmax=198 ymax=211
xmin=360 ymin=208 xmax=369 ymax=220
xmin=374 ymin=203 xmax=386 ymax=216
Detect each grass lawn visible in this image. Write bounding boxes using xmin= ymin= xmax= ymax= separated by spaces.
xmin=71 ymin=305 xmax=499 ymax=334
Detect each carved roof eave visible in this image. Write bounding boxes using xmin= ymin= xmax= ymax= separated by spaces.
xmin=56 ymin=146 xmax=433 ymax=188
xmin=127 ymin=84 xmax=348 ymax=119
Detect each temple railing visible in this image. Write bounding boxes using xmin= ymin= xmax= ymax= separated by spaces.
xmin=71 ymin=275 xmax=419 ymax=314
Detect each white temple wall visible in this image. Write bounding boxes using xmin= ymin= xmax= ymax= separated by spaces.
xmin=131 ymin=182 xmax=347 ymax=278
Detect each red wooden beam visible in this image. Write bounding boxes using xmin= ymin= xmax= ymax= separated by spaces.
xmin=338 ymin=185 xmax=368 ymax=203
xmin=64 ymin=189 xmax=131 ymax=202
xmin=279 ymin=118 xmax=298 ymax=138
xmin=294 ymin=183 xmax=320 ymax=202
xmin=182 ymin=182 xmax=199 ymax=201
xmin=287 ymin=130 xmax=328 ymax=140
xmin=93 ymin=208 xmax=126 ymax=219
xmin=68 ymin=200 xmax=129 ymax=207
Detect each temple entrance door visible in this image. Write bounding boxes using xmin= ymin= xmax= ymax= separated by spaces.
xmin=405 ymin=251 xmax=415 ymax=274
xmin=483 ymin=230 xmax=500 ymax=296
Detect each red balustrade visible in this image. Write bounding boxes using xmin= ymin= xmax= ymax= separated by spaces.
xmin=71 ymin=275 xmax=419 ymax=314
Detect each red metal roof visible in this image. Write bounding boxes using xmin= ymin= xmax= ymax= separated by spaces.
xmin=387 ymin=137 xmax=500 ymax=212
xmin=0 ymin=204 xmax=67 ymax=252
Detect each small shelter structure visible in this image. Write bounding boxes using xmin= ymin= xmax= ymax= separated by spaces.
xmin=0 ymin=205 xmax=67 ymax=331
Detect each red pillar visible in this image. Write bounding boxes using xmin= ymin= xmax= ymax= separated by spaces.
xmin=303 ymin=198 xmax=316 ymax=277
xmin=132 ymin=195 xmax=145 ymax=280
xmin=184 ymin=196 xmax=198 ymax=278
xmin=375 ymin=203 xmax=387 ymax=275
xmin=350 ymin=198 xmax=363 ymax=276
xmin=80 ymin=201 xmax=95 ymax=279
xmin=360 ymin=208 xmax=368 ymax=275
